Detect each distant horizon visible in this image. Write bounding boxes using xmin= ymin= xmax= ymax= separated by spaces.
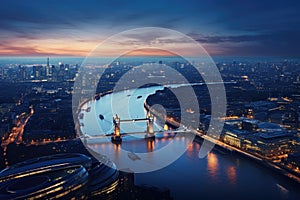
xmin=0 ymin=55 xmax=299 ymax=59
xmin=0 ymin=55 xmax=299 ymax=67
xmin=0 ymin=53 xmax=299 ymax=59
xmin=0 ymin=55 xmax=300 ymax=60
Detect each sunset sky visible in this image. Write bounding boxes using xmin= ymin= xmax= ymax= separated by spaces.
xmin=0 ymin=0 xmax=299 ymax=57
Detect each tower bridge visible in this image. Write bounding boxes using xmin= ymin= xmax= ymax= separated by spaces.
xmin=111 ymin=112 xmax=155 ymax=143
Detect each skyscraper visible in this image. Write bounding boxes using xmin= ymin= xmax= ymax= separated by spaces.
xmin=46 ymin=57 xmax=50 ymax=77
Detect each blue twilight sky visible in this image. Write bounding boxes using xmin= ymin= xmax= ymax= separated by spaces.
xmin=0 ymin=0 xmax=299 ymax=56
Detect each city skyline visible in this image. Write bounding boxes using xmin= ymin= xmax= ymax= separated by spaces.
xmin=1 ymin=1 xmax=300 ymax=199
xmin=0 ymin=0 xmax=300 ymax=57
xmin=1 ymin=57 xmax=300 ymax=199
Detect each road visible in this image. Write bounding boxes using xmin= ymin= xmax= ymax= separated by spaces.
xmin=1 ymin=107 xmax=34 ymax=166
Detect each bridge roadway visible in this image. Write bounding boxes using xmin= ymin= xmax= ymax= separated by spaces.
xmin=119 ymin=118 xmax=149 ymax=123
xmin=82 ymin=128 xmax=189 ymax=139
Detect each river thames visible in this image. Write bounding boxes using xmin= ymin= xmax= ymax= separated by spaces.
xmin=79 ymin=86 xmax=300 ymax=200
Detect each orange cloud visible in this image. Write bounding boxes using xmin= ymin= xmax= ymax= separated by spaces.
xmin=124 ymin=49 xmax=177 ymax=56
xmin=0 ymin=36 xmax=221 ymax=57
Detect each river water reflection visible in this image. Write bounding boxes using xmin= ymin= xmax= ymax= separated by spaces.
xmin=87 ymin=134 xmax=300 ymax=200
xmin=81 ymin=86 xmax=300 ymax=199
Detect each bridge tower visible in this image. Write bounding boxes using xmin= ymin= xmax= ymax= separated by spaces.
xmin=145 ymin=112 xmax=155 ymax=139
xmin=113 ymin=114 xmax=120 ymax=136
xmin=112 ymin=114 xmax=122 ymax=143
